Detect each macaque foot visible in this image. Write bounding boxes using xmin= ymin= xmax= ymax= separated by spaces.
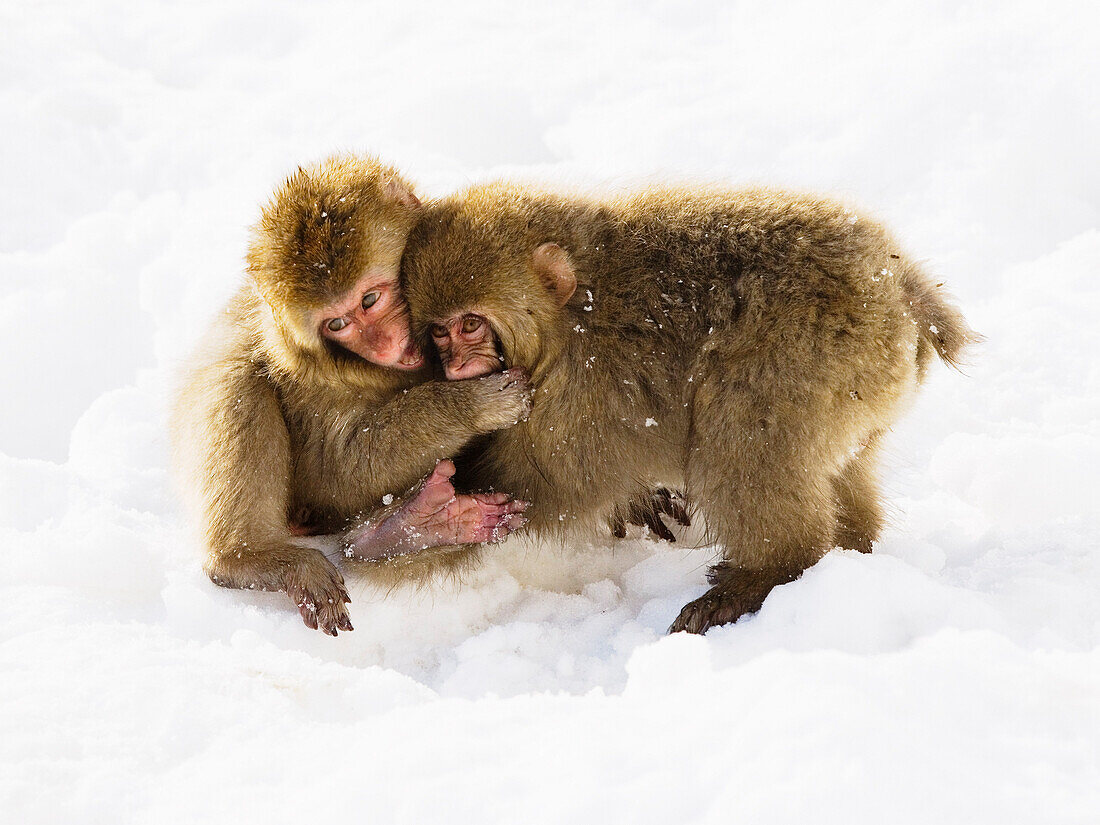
xmin=610 ymin=487 xmax=691 ymax=541
xmin=345 ymin=459 xmax=529 ymax=561
xmin=668 ymin=563 xmax=799 ymax=634
xmin=284 ymin=551 xmax=353 ymax=636
xmin=402 ymin=459 xmax=530 ymax=545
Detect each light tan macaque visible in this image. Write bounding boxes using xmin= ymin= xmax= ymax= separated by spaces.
xmin=404 ymin=183 xmax=980 ymax=634
xmin=172 ymin=156 xmax=532 ymax=635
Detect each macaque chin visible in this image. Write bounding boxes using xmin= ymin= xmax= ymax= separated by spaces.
xmin=428 ymin=313 xmax=504 ymax=379
xmin=319 ymin=271 xmax=424 ymax=370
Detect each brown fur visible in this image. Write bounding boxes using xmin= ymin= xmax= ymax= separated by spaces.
xmin=403 ymin=182 xmax=980 ymax=633
xmin=171 ymin=156 xmax=529 ymax=634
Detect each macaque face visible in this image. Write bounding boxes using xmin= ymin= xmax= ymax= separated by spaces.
xmin=318 ymin=272 xmax=423 ymax=370
xmin=429 ymin=312 xmax=503 ymax=380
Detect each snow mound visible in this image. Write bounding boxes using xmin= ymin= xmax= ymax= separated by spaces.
xmin=2 ymin=1 xmax=1097 ymax=822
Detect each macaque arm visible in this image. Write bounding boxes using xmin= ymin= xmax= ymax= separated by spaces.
xmin=324 ymin=369 xmax=531 ymax=500
xmin=177 ymin=353 xmax=352 ymax=635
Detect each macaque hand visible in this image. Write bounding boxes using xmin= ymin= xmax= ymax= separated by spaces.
xmin=282 ymin=547 xmax=353 ymax=636
xmin=470 ymin=368 xmax=534 ymax=432
xmin=345 ymin=459 xmax=530 ymax=561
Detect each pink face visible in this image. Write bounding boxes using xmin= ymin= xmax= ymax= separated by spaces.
xmin=429 ymin=313 xmax=502 ymax=380
xmin=318 ymin=273 xmax=423 ymax=370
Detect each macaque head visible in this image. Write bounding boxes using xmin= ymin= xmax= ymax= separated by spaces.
xmin=314 ymin=271 xmax=423 ymax=370
xmin=248 ymin=154 xmax=425 ymax=372
xmin=405 ymin=211 xmax=578 ymax=380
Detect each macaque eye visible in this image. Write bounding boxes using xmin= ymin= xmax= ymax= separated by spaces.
xmin=461 ymin=316 xmax=483 ymax=334
xmin=429 ymin=323 xmax=449 ymax=338
xmin=326 ymin=318 xmax=348 ymax=332
xmin=361 ymin=291 xmax=380 ymax=310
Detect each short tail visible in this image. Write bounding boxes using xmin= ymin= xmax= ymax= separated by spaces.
xmin=898 ymin=262 xmax=982 ymax=374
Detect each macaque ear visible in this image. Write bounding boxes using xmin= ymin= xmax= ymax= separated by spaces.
xmin=532 ymin=242 xmax=577 ymax=308
xmin=384 ymin=179 xmax=422 ymax=210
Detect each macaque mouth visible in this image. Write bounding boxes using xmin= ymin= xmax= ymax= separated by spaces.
xmin=397 ymin=338 xmax=424 ymax=369
xmin=445 ymin=345 xmax=506 ymax=380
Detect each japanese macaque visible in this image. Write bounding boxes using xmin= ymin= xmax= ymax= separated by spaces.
xmin=172 ymin=155 xmax=532 ymax=635
xmin=404 ymin=183 xmax=979 ymax=634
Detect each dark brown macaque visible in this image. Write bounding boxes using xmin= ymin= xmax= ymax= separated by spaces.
xmin=172 ymin=156 xmax=531 ymax=635
xmin=404 ymin=183 xmax=979 ymax=634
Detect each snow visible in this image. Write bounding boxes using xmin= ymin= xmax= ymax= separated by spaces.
xmin=2 ymin=1 xmax=1098 ymax=822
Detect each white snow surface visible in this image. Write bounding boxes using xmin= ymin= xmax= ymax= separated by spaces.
xmin=3 ymin=1 xmax=1099 ymax=822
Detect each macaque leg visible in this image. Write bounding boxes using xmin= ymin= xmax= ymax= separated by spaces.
xmin=670 ymin=353 xmax=845 ymax=634
xmin=344 ymin=459 xmax=529 ymax=562
xmin=832 ymin=433 xmax=885 ymax=554
xmin=609 ymin=488 xmax=691 ymax=541
xmin=190 ymin=363 xmax=354 ymax=636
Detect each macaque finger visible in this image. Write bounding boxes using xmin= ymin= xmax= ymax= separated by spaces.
xmin=476 ymin=506 xmax=511 ymax=524
xmin=609 ymin=511 xmax=627 ymax=538
xmin=668 ymin=500 xmax=691 ymax=527
xmin=317 ymin=599 xmax=349 ymax=636
xmin=413 ymin=466 xmax=459 ymax=511
xmin=652 ymin=488 xmax=691 ymax=526
xmin=487 ymin=514 xmax=528 ymax=542
xmin=474 ymin=499 xmax=530 ymax=518
xmin=469 ymin=491 xmax=513 ymax=505
xmin=471 ymin=513 xmax=528 ymax=544
xmin=478 ymin=508 xmax=516 ymax=530
xmin=642 ymin=512 xmax=677 ymax=542
xmin=499 ymin=367 xmax=528 ymax=388
xmin=431 ymin=458 xmax=457 ymax=480
xmin=297 ymin=600 xmax=320 ymax=630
